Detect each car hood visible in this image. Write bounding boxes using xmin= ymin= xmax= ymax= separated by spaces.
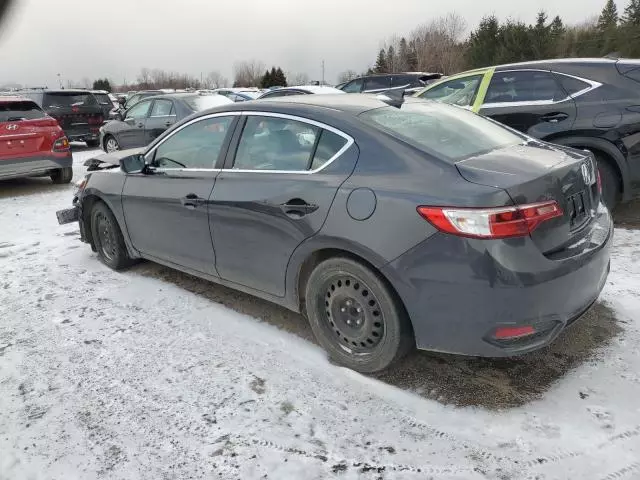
xmin=84 ymin=147 xmax=145 ymax=169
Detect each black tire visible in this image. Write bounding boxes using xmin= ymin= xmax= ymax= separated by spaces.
xmin=103 ymin=135 xmax=119 ymax=153
xmin=85 ymin=139 xmax=100 ymax=148
xmin=90 ymin=202 xmax=134 ymax=270
xmin=50 ymin=167 xmax=73 ymax=184
xmin=304 ymin=257 xmax=414 ymax=373
xmin=596 ymin=156 xmax=620 ymax=211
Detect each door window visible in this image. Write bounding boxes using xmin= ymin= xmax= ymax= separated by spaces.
xmin=150 ymin=99 xmax=174 ymax=117
xmin=152 ymin=116 xmax=233 ymax=169
xmin=364 ymin=76 xmax=391 ymax=91
xmin=125 ymin=100 xmax=151 ymax=120
xmin=485 ymin=71 xmax=565 ymax=104
xmin=342 ymin=79 xmax=363 ymax=93
xmin=233 ymin=116 xmax=321 ymax=171
xmin=418 ymin=74 xmax=483 ymax=107
xmin=555 ymin=74 xmax=591 ymax=96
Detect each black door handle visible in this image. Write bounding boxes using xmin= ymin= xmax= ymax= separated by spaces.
xmin=181 ymin=193 xmax=206 ymax=209
xmin=279 ymin=199 xmax=319 ymax=218
xmin=164 ymin=121 xmax=172 ymax=127
xmin=137 ymin=122 xmax=144 ymax=128
xmin=541 ymin=112 xmax=569 ymax=123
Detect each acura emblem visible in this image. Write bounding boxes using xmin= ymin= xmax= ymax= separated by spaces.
xmin=6 ymin=124 xmax=18 ymax=130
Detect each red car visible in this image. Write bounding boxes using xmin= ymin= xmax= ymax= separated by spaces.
xmin=0 ymin=96 xmax=72 ymax=183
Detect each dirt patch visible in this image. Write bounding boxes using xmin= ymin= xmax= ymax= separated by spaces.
xmin=136 ymin=263 xmax=623 ymax=410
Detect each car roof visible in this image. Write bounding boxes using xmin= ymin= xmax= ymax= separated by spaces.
xmin=0 ymin=95 xmax=33 ymax=103
xmin=493 ymin=58 xmax=617 ymax=71
xmin=271 ymin=85 xmax=345 ymax=95
xmin=16 ymin=88 xmax=93 ymax=94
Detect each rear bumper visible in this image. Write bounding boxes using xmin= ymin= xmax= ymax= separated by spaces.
xmin=0 ymin=154 xmax=73 ymax=180
xmin=67 ymin=131 xmax=99 ymax=142
xmin=382 ymin=205 xmax=613 ymax=357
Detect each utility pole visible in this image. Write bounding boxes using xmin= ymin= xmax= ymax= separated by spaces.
xmin=57 ymin=73 xmax=62 ymax=88
xmin=321 ymin=60 xmax=325 ymax=85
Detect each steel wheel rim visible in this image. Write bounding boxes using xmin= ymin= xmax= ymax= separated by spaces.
xmin=96 ymin=213 xmax=117 ymax=261
xmin=319 ymin=274 xmax=385 ymax=353
xmin=106 ymin=138 xmax=119 ymax=152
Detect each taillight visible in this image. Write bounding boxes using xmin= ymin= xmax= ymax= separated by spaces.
xmin=52 ymin=136 xmax=70 ymax=152
xmin=417 ymin=201 xmax=563 ymax=239
xmin=596 ymin=170 xmax=602 ymax=195
xmin=494 ymin=325 xmax=536 ymax=340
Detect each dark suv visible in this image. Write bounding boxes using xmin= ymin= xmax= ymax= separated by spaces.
xmin=415 ymin=58 xmax=640 ymax=209
xmin=16 ymin=89 xmax=104 ymax=147
xmin=338 ymin=72 xmax=443 ymax=95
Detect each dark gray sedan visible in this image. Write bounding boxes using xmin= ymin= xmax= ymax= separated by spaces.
xmin=99 ymin=93 xmax=232 ymax=152
xmin=57 ymin=94 xmax=612 ymax=372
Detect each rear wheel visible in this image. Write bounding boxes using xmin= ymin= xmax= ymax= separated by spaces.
xmin=596 ymin=156 xmax=620 ymax=211
xmin=104 ymin=135 xmax=119 ymax=153
xmin=90 ymin=202 xmax=134 ymax=270
xmin=304 ymin=257 xmax=414 ymax=373
xmin=86 ymin=139 xmax=100 ymax=148
xmin=50 ymin=167 xmax=73 ymax=184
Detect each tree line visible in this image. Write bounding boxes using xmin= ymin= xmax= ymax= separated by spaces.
xmin=359 ymin=0 xmax=640 ymax=78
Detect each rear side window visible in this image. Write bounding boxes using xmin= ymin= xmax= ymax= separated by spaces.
xmin=310 ymin=130 xmax=348 ymax=170
xmin=150 ymin=99 xmax=174 ymax=117
xmin=0 ymin=101 xmax=46 ymax=122
xmin=419 ymin=74 xmax=483 ymax=107
xmin=359 ymin=102 xmax=522 ymax=162
xmin=555 ymin=74 xmax=591 ymax=95
xmin=43 ymin=92 xmax=98 ymax=109
xmin=364 ymin=76 xmax=391 ymax=91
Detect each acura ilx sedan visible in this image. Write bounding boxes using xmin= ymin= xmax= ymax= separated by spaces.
xmin=57 ymin=94 xmax=612 ymax=372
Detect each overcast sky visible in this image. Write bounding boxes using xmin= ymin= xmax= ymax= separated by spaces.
xmin=0 ymin=0 xmax=625 ymax=88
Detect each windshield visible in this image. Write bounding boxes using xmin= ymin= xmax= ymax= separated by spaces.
xmin=183 ymin=94 xmax=232 ymax=111
xmin=43 ymin=92 xmax=98 ymax=109
xmin=0 ymin=100 xmax=46 ymax=121
xmin=359 ymin=101 xmax=523 ymax=161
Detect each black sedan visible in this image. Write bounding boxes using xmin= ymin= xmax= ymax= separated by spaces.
xmin=57 ymin=94 xmax=612 ymax=372
xmin=99 ymin=93 xmax=232 ymax=152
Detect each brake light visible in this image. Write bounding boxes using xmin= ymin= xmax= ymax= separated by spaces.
xmin=417 ymin=201 xmax=563 ymax=239
xmin=52 ymin=136 xmax=70 ymax=152
xmin=494 ymin=325 xmax=536 ymax=339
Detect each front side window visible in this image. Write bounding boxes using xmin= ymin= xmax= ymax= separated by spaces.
xmin=152 ymin=116 xmax=233 ymax=169
xmin=125 ymin=100 xmax=151 ymax=120
xmin=485 ymin=71 xmax=565 ymax=104
xmin=359 ymin=102 xmax=523 ymax=162
xmin=419 ymin=74 xmax=483 ymax=107
xmin=233 ymin=116 xmax=321 ymax=171
xmin=342 ymin=79 xmax=363 ymax=93
xmin=0 ymin=101 xmax=46 ymax=121
xmin=150 ymin=99 xmax=174 ymax=117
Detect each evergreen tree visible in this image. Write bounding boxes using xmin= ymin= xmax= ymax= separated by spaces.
xmin=92 ymin=78 xmax=111 ymax=91
xmin=374 ymin=49 xmax=388 ymax=73
xmin=275 ymin=67 xmax=287 ymax=86
xmin=598 ymin=0 xmax=620 ymax=55
xmin=260 ymin=70 xmax=272 ymax=88
xmin=622 ymin=0 xmax=640 ymax=24
xmin=620 ymin=0 xmax=640 ymax=56
xmin=407 ymin=40 xmax=419 ymax=70
xmin=398 ymin=37 xmax=410 ymax=71
xmin=529 ymin=11 xmax=552 ymax=59
xmin=466 ymin=15 xmax=500 ymax=68
xmin=387 ymin=45 xmax=396 ymax=72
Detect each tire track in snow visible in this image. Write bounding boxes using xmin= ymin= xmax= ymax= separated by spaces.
xmin=600 ymin=461 xmax=640 ymax=480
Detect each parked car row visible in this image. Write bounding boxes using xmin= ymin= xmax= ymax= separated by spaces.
xmin=56 ymin=93 xmax=613 ymax=373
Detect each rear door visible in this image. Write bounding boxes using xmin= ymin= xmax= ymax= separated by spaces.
xmin=122 ymin=113 xmax=238 ymax=275
xmin=208 ymin=113 xmax=356 ymax=296
xmin=119 ymin=99 xmax=152 ymax=148
xmin=478 ymin=70 xmax=577 ymax=139
xmin=144 ymin=98 xmax=177 ymax=145
xmin=42 ymin=91 xmax=103 ymax=138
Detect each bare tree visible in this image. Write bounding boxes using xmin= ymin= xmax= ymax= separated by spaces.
xmin=205 ymin=71 xmax=229 ymax=89
xmin=410 ymin=13 xmax=467 ymax=74
xmin=137 ymin=68 xmax=152 ymax=89
xmin=233 ymin=60 xmax=265 ymax=87
xmin=337 ymin=70 xmax=359 ymax=83
xmin=288 ymin=72 xmax=310 ymax=86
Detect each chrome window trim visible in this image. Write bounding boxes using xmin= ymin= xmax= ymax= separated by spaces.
xmin=227 ymin=111 xmax=354 ymax=175
xmin=149 ymin=114 xmax=177 ymax=118
xmin=482 ymin=69 xmax=602 ymax=109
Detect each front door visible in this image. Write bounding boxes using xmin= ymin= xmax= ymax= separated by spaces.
xmin=478 ymin=69 xmax=577 ymax=139
xmin=121 ymin=114 xmax=237 ymax=275
xmin=144 ymin=98 xmax=177 ymax=145
xmin=209 ymin=113 xmax=356 ymax=296
xmin=119 ymin=99 xmax=152 ymax=149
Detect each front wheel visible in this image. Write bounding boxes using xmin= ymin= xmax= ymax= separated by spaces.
xmin=103 ymin=135 xmax=119 ymax=153
xmin=50 ymin=167 xmax=73 ymax=184
xmin=90 ymin=202 xmax=134 ymax=270
xmin=304 ymin=257 xmax=414 ymax=373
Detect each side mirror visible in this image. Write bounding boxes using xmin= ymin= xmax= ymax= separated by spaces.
xmin=118 ymin=96 xmax=127 ymax=106
xmin=119 ymin=154 xmax=146 ymax=173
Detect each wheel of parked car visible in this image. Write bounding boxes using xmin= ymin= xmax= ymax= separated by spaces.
xmin=304 ymin=257 xmax=414 ymax=373
xmin=595 ymin=155 xmax=620 ymax=211
xmin=104 ymin=135 xmax=119 ymax=153
xmin=90 ymin=202 xmax=135 ymax=270
xmin=50 ymin=167 xmax=73 ymax=184
xmin=86 ymin=139 xmax=100 ymax=148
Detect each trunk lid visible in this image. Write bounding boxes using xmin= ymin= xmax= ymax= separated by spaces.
xmin=42 ymin=92 xmax=103 ymax=137
xmin=456 ymin=142 xmax=600 ymax=255
xmin=0 ymin=99 xmax=59 ymax=159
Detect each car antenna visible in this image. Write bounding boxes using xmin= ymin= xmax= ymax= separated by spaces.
xmin=375 ymin=88 xmax=405 ymax=108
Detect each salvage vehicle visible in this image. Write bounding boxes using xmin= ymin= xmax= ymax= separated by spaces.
xmin=15 ymin=88 xmax=103 ymax=147
xmin=99 ymin=93 xmax=233 ymax=152
xmin=57 ymin=94 xmax=612 ymax=373
xmin=257 ymin=86 xmax=345 ymax=99
xmin=338 ymin=72 xmax=443 ymax=95
xmin=414 ymin=58 xmax=640 ymax=210
xmin=1 ymin=96 xmax=72 ymax=183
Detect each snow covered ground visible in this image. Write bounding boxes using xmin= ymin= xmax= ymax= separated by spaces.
xmin=1 ymin=148 xmax=640 ymax=480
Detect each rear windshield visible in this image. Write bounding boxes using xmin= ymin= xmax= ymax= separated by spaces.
xmin=0 ymin=100 xmax=46 ymax=122
xmin=359 ymin=101 xmax=523 ymax=162
xmin=183 ymin=94 xmax=231 ymax=111
xmin=43 ymin=92 xmax=98 ymax=109
xmin=94 ymin=93 xmax=113 ymax=106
